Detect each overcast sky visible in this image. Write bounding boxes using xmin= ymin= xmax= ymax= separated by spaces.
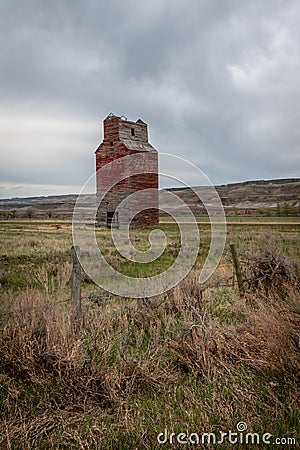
xmin=1 ymin=0 xmax=300 ymax=198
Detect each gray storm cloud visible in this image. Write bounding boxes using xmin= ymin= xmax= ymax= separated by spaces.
xmin=0 ymin=0 xmax=299 ymax=197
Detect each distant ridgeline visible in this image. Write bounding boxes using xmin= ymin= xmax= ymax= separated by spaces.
xmin=164 ymin=178 xmax=300 ymax=216
xmin=0 ymin=178 xmax=299 ymax=218
xmin=224 ymin=178 xmax=300 ymax=187
xmin=166 ymin=178 xmax=300 ymax=191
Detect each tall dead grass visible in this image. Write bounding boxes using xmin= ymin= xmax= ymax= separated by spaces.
xmin=0 ymin=239 xmax=299 ymax=448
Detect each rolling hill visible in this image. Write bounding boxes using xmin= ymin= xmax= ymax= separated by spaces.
xmin=0 ymin=178 xmax=299 ymax=218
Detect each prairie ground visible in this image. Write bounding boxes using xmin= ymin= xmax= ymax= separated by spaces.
xmin=0 ymin=219 xmax=299 ymax=449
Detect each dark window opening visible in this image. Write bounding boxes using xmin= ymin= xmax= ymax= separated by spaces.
xmin=106 ymin=211 xmax=119 ymax=228
xmin=131 ymin=128 xmax=135 ymax=137
xmin=110 ymin=141 xmax=113 ymax=146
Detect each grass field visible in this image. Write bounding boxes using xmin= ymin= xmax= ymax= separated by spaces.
xmin=0 ymin=219 xmax=300 ymax=448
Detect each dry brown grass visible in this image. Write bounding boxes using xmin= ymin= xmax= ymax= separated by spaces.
xmin=0 ymin=231 xmax=299 ymax=448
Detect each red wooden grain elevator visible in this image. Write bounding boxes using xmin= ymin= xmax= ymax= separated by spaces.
xmin=95 ymin=113 xmax=159 ymax=228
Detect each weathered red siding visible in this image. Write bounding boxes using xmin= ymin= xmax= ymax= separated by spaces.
xmin=95 ymin=114 xmax=159 ymax=228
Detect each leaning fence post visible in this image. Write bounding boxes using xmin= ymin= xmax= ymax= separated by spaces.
xmin=230 ymin=243 xmax=245 ymax=296
xmin=70 ymin=245 xmax=82 ymax=319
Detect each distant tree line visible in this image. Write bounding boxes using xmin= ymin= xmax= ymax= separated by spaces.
xmin=276 ymin=202 xmax=299 ymax=217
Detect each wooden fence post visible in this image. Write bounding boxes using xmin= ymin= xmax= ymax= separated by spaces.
xmin=71 ymin=245 xmax=82 ymax=319
xmin=230 ymin=244 xmax=245 ymax=296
